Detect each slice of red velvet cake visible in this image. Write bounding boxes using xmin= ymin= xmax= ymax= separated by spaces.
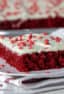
xmin=0 ymin=33 xmax=64 ymax=72
xmin=0 ymin=0 xmax=64 ymax=29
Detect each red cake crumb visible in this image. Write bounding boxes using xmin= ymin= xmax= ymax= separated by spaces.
xmin=55 ymin=37 xmax=62 ymax=43
xmin=44 ymin=39 xmax=50 ymax=45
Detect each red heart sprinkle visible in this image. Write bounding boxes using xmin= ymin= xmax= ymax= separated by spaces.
xmin=55 ymin=37 xmax=62 ymax=42
xmin=28 ymin=34 xmax=32 ymax=39
xmin=18 ymin=41 xmax=26 ymax=47
xmin=44 ymin=39 xmax=50 ymax=45
xmin=11 ymin=40 xmax=16 ymax=43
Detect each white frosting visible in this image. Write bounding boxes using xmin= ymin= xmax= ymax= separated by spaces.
xmin=0 ymin=33 xmax=64 ymax=56
xmin=0 ymin=0 xmax=64 ymax=21
xmin=50 ymin=29 xmax=64 ymax=39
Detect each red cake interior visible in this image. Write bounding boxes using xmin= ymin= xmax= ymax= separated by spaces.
xmin=0 ymin=17 xmax=64 ymax=30
xmin=0 ymin=43 xmax=64 ymax=72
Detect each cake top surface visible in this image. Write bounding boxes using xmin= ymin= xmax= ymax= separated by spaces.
xmin=0 ymin=32 xmax=64 ymax=55
xmin=0 ymin=0 xmax=64 ymax=21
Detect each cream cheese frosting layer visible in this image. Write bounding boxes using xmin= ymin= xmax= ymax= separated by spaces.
xmin=0 ymin=33 xmax=64 ymax=56
xmin=0 ymin=0 xmax=64 ymax=21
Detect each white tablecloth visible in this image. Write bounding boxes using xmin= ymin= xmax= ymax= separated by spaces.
xmin=0 ymin=88 xmax=64 ymax=94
